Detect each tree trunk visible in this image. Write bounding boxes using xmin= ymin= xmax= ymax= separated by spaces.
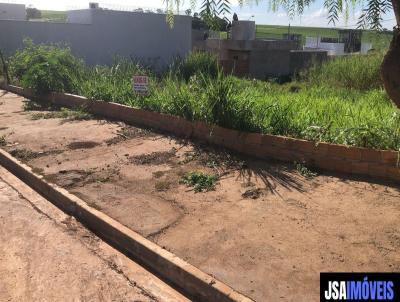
xmin=381 ymin=2 xmax=400 ymax=109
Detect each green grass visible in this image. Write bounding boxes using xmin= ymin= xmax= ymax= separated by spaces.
xmin=256 ymin=24 xmax=393 ymax=50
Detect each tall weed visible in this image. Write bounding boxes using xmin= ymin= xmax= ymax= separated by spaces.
xmin=304 ymin=52 xmax=383 ymax=90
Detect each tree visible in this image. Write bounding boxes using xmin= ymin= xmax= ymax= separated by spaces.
xmin=26 ymin=6 xmax=41 ymax=20
xmin=165 ymin=0 xmax=400 ymax=109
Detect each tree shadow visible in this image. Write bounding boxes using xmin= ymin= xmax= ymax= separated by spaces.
xmin=174 ymin=141 xmax=307 ymax=195
xmin=237 ymin=158 xmax=306 ymax=196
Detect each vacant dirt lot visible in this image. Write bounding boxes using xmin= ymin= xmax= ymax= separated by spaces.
xmin=1 ymin=90 xmax=400 ymax=301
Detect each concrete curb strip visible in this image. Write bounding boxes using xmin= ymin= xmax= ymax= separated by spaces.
xmin=1 ymin=84 xmax=398 ymax=183
xmin=0 ymin=149 xmax=253 ymax=302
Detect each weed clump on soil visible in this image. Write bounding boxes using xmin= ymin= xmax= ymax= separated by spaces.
xmin=181 ymin=171 xmax=218 ymax=192
xmin=9 ymin=148 xmax=40 ymax=161
xmin=105 ymin=125 xmax=154 ymax=145
xmin=153 ymin=171 xmax=166 ymax=178
xmin=295 ymin=161 xmax=317 ymax=179
xmin=184 ymin=145 xmax=245 ymax=170
xmin=0 ymin=135 xmax=6 ymax=146
xmin=67 ymin=141 xmax=100 ymax=150
xmin=155 ymin=181 xmax=171 ymax=191
xmin=31 ymin=107 xmax=92 ymax=121
xmin=131 ymin=150 xmax=176 ymax=165
xmin=23 ymin=99 xmax=92 ymax=121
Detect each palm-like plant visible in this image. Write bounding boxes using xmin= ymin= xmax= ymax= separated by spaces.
xmin=165 ymin=0 xmax=400 ymax=109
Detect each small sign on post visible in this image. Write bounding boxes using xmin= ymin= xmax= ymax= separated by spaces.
xmin=132 ymin=75 xmax=149 ymax=95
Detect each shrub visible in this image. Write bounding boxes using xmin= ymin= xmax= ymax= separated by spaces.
xmin=9 ymin=39 xmax=83 ymax=95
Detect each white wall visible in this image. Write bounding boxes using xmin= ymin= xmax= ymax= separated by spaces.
xmin=305 ymin=36 xmax=345 ymax=56
xmin=0 ymin=3 xmax=26 ymax=20
xmin=0 ymin=9 xmax=192 ymax=69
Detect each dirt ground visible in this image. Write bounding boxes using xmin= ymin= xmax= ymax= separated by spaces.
xmin=0 ymin=166 xmax=189 ymax=302
xmin=1 ymin=90 xmax=400 ymax=302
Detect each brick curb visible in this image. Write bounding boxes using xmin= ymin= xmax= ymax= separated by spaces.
xmin=1 ymin=84 xmax=398 ymax=182
xmin=0 ymin=149 xmax=253 ymax=302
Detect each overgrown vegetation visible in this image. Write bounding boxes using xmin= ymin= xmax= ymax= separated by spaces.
xmin=6 ymin=41 xmax=400 ymax=151
xmin=30 ymin=107 xmax=92 ymax=121
xmin=170 ymin=52 xmax=219 ymax=81
xmin=181 ymin=171 xmax=218 ymax=192
xmin=9 ymin=39 xmax=82 ymax=95
xmin=303 ymin=52 xmax=384 ymax=90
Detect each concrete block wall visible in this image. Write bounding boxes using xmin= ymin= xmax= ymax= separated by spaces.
xmin=289 ymin=50 xmax=328 ymax=74
xmin=0 ymin=3 xmax=26 ymax=20
xmin=0 ymin=10 xmax=192 ymax=68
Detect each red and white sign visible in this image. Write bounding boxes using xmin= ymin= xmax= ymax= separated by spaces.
xmin=132 ymin=75 xmax=149 ymax=94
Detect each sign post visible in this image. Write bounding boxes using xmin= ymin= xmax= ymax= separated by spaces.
xmin=132 ymin=75 xmax=149 ymax=95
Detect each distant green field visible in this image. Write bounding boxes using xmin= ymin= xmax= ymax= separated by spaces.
xmin=40 ymin=10 xmax=67 ymax=22
xmin=256 ymin=24 xmax=393 ymax=50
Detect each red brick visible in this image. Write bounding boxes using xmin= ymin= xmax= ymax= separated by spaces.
xmin=243 ymin=133 xmax=263 ymax=145
xmin=386 ymin=167 xmax=400 ymax=181
xmin=288 ymin=139 xmax=316 ymax=153
xmin=380 ymin=150 xmax=400 ymax=165
xmin=361 ymin=149 xmax=381 ymax=163
xmin=261 ymin=134 xmax=287 ymax=148
xmin=314 ymin=156 xmax=352 ymax=173
xmin=192 ymin=122 xmax=211 ymax=139
xmin=327 ymin=144 xmax=362 ymax=161
xmin=313 ymin=142 xmax=330 ymax=157
xmin=368 ymin=164 xmax=388 ymax=178
xmin=351 ymin=161 xmax=369 ymax=175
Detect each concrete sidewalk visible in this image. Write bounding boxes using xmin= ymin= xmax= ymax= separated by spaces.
xmin=0 ymin=166 xmax=190 ymax=302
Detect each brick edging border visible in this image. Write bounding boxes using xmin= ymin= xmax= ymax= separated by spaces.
xmin=0 ymin=148 xmax=253 ymax=302
xmin=1 ymin=84 xmax=399 ymax=182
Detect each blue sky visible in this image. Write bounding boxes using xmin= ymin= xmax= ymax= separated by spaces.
xmin=7 ymin=0 xmax=396 ymax=29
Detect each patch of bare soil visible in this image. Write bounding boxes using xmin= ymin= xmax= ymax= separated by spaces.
xmin=2 ymin=91 xmax=400 ymax=302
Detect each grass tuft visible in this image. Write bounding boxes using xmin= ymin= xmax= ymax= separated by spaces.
xmin=181 ymin=171 xmax=218 ymax=192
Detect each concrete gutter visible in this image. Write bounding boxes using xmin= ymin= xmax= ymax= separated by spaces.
xmin=0 ymin=149 xmax=253 ymax=302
